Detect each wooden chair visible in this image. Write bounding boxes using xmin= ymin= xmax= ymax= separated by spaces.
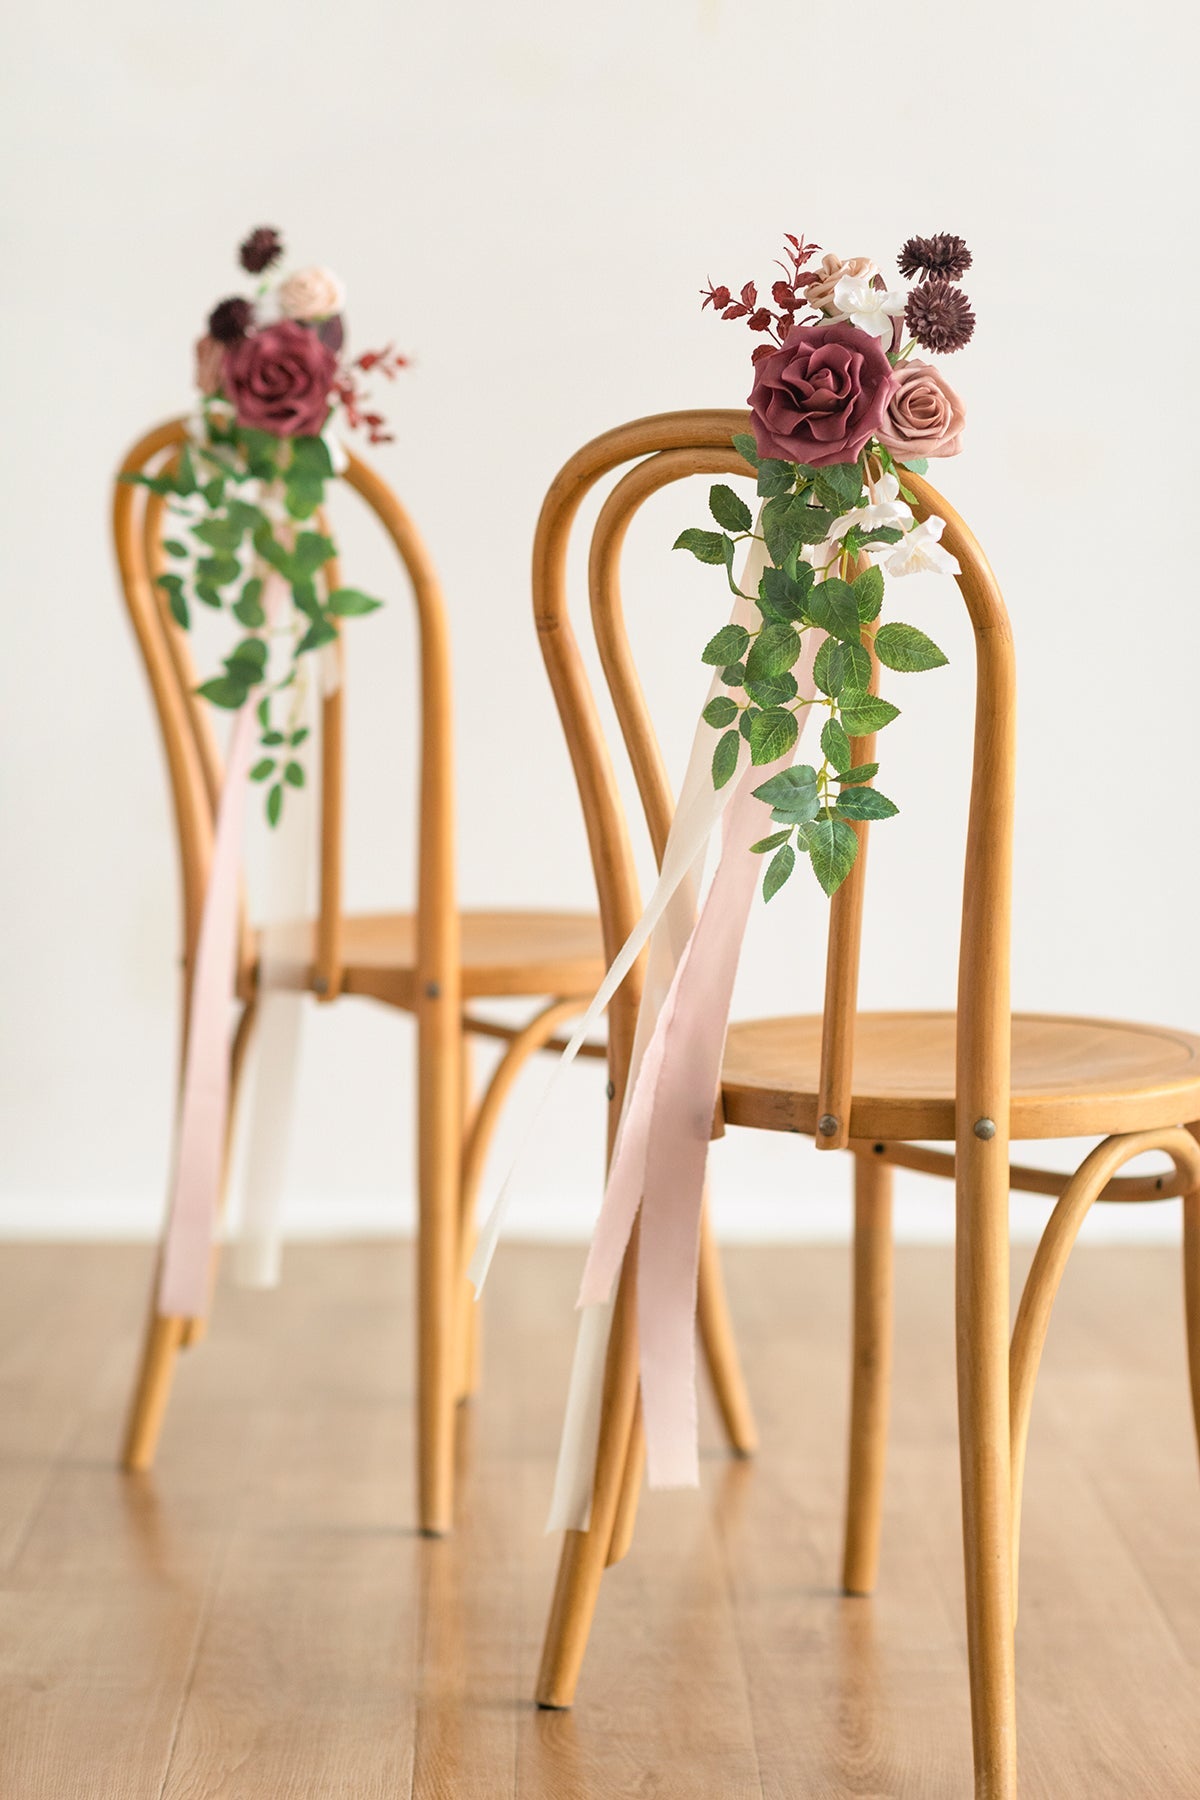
xmin=530 ymin=408 xmax=1200 ymax=1796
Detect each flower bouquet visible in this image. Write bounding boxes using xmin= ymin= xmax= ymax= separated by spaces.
xmin=123 ymin=225 xmax=407 ymax=823
xmin=676 ymin=232 xmax=976 ymax=896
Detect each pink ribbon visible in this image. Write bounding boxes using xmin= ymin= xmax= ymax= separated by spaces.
xmin=579 ymin=632 xmax=820 ymax=1488
xmin=156 ymin=571 xmax=286 ymax=1317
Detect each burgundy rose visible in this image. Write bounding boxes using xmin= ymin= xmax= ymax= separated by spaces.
xmin=876 ymin=359 xmax=965 ymax=460
xmin=222 ymin=320 xmax=337 ymax=438
xmin=748 ymin=321 xmax=895 ymax=468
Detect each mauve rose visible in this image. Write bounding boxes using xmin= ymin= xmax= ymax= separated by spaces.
xmin=876 ymin=359 xmax=965 ymax=460
xmin=748 ymin=322 xmax=895 ymax=468
xmin=223 ymin=321 xmax=337 ymax=438
xmin=194 ymin=334 xmax=225 ymax=395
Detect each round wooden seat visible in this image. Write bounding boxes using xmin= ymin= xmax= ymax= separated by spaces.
xmin=245 ymin=908 xmax=605 ymax=1009
xmin=721 ymin=1011 xmax=1200 ymax=1142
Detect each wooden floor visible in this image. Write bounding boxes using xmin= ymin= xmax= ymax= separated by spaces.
xmin=2 ymin=1240 xmax=1199 ymax=1798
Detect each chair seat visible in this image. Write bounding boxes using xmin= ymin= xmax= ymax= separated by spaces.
xmin=721 ymin=1011 xmax=1200 ymax=1142
xmin=246 ymin=908 xmax=605 ymax=1009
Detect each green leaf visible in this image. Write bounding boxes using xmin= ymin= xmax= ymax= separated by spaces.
xmin=291 ymin=580 xmax=323 ymax=620
xmin=290 ymin=726 xmax=310 ymax=746
xmin=758 ymin=564 xmax=812 ymax=624
xmin=749 ymin=828 xmax=792 ymax=855
xmin=253 ymin=521 xmax=291 ymax=571
xmin=813 ymin=638 xmax=840 ymax=699
xmin=746 ymin=623 xmax=801 ymax=684
xmin=297 ymin=618 xmax=339 ymax=654
xmin=292 ymin=531 xmax=336 ymax=575
xmin=196 ymin=676 xmax=249 ymax=710
xmin=192 ymin=516 xmax=243 ymax=552
xmin=756 ymin=458 xmax=795 ymax=498
xmin=721 ymin=660 xmax=746 ymax=687
xmin=805 ymin=577 xmax=860 ymax=645
xmin=838 ymin=760 xmax=880 ymax=785
xmin=753 ymin=764 xmax=819 ymax=821
xmin=250 ymin=758 xmax=276 ymax=782
xmin=327 ymin=588 xmax=383 ymax=617
xmin=230 ymin=636 xmax=267 ymax=668
xmin=290 ymin=435 xmax=335 ymax=477
xmin=836 ymin=786 xmax=899 ymax=821
xmin=744 ymin=671 xmax=798 ymax=709
xmin=285 ymin=473 xmax=325 ymax=520
xmin=223 ymin=657 xmax=265 ymax=689
xmin=703 ymin=695 xmax=739 ymax=729
xmin=762 ymin=841 xmax=796 ymax=901
xmin=239 ymin=429 xmax=280 ymax=480
xmin=197 ymin=553 xmax=240 ymax=588
xmin=739 ymin=708 xmax=758 ymax=741
xmin=731 ymin=431 xmax=760 ymax=469
xmin=233 ymin=593 xmax=266 ymax=627
xmin=166 ymin=587 xmax=189 ymax=629
xmin=674 ymin=527 xmax=729 ymax=565
xmin=712 ymin=729 xmax=741 ymax=789
xmin=749 ymin=706 xmax=799 ymax=766
xmin=261 ymin=730 xmax=285 ymax=747
xmin=853 ymin=565 xmax=884 ymax=623
xmin=813 ymin=462 xmax=864 ymax=513
xmin=825 ymin=640 xmax=873 ymax=696
xmin=805 ymin=816 xmax=860 ymax=896
xmin=857 ymin=525 xmax=904 ymax=547
xmin=763 ymin=493 xmax=832 ymax=564
xmin=701 ymin=623 xmax=750 ymax=667
xmin=256 ymin=696 xmax=271 ymax=729
xmin=284 ymin=761 xmax=305 ymax=788
xmin=163 ymin=539 xmax=188 ymax=559
xmin=172 ymin=447 xmax=197 ymax=496
xmin=120 ymin=471 xmax=175 ymax=496
xmin=195 ymin=582 xmax=223 ymax=609
xmin=708 ymin=483 xmax=753 ymax=534
xmin=266 ymin=781 xmax=284 ymax=826
xmin=840 ymin=691 xmax=901 ymax=737
xmin=821 ymin=717 xmax=853 ymax=775
xmin=873 ymin=622 xmax=949 ymax=673
xmin=901 ymin=456 xmax=929 ymax=475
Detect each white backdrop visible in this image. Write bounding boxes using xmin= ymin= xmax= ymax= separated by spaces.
xmin=2 ymin=0 xmax=1197 ymax=1251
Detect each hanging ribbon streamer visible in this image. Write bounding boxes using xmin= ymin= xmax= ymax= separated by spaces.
xmin=157 ymin=570 xmax=287 ymax=1316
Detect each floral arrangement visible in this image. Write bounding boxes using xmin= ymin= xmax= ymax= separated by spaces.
xmin=676 ymin=232 xmax=975 ymax=897
xmin=124 ymin=226 xmax=407 ymax=823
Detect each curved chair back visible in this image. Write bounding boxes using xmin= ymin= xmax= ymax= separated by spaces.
xmin=531 ymin=408 xmax=1016 ymax=1162
xmin=112 ymin=419 xmax=456 ymax=1012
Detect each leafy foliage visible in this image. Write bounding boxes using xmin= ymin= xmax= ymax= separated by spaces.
xmin=122 ymin=401 xmax=384 ymax=824
xmin=672 ymin=435 xmax=950 ymax=897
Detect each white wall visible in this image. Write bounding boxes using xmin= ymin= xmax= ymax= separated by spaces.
xmin=2 ymin=0 xmax=1196 ymax=1251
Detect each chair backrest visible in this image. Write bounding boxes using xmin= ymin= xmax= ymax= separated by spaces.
xmin=532 ymin=408 xmax=1016 ymax=1153
xmin=112 ymin=418 xmax=457 ymax=1011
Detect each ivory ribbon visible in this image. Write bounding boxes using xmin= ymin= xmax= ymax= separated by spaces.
xmin=157 ymin=570 xmax=287 ymax=1316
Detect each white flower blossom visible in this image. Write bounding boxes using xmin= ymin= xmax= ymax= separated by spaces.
xmin=827 ymin=470 xmax=913 ymax=542
xmin=829 ymin=274 xmax=908 ymax=341
xmin=880 ymin=515 xmax=960 ymax=578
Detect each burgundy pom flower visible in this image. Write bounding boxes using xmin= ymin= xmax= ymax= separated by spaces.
xmin=905 ymin=281 xmax=976 ymax=354
xmin=898 ymin=233 xmax=973 ymax=283
xmin=223 ymin=320 xmax=337 ymax=437
xmin=239 ymin=226 xmax=283 ymax=275
xmin=207 ymin=296 xmax=255 ymax=343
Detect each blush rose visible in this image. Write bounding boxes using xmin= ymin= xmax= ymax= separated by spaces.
xmin=748 ymin=322 xmax=895 ymax=468
xmin=223 ymin=320 xmax=337 ymax=438
xmin=876 ymin=359 xmax=965 ymax=460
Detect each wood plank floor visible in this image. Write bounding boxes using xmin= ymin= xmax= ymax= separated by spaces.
xmin=2 ymin=1239 xmax=1199 ymax=1797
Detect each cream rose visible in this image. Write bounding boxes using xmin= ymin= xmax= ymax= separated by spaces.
xmin=876 ymin=359 xmax=966 ymax=460
xmin=277 ymin=265 xmax=345 ymax=321
xmin=806 ymin=253 xmax=878 ymax=313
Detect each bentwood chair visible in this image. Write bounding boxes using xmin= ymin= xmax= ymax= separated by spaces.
xmin=113 ymin=418 xmax=755 ymax=1537
xmin=531 ymin=409 xmax=1200 ymax=1796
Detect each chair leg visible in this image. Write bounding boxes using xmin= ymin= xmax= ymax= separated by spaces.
xmin=536 ymin=1241 xmax=641 ymax=1708
xmin=606 ymin=1392 xmax=646 ymax=1566
xmin=415 ymin=1006 xmax=463 ymax=1537
xmin=956 ymin=1140 xmax=1017 ymax=1800
xmin=121 ymin=1001 xmax=258 ymax=1469
xmin=842 ymin=1150 xmax=894 ymax=1596
xmin=696 ymin=1196 xmax=758 ymax=1457
xmin=1183 ymin=1185 xmax=1200 ymax=1479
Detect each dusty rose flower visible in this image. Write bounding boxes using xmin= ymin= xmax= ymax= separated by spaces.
xmin=876 ymin=359 xmax=965 ymax=459
xmin=805 ymin=253 xmax=878 ymax=313
xmin=223 ymin=320 xmax=337 ymax=437
xmin=194 ymin=335 xmax=225 ymax=395
xmin=278 ymin=266 xmax=345 ymax=321
xmin=748 ymin=322 xmax=895 ymax=468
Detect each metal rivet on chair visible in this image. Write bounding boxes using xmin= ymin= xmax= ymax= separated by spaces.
xmin=313 ymin=976 xmax=329 ymax=995
xmin=818 ymin=1113 xmax=839 ymax=1138
xmin=424 ymin=981 xmax=440 ymax=1000
xmin=974 ymin=1117 xmax=997 ymax=1140
xmin=606 ymin=1080 xmax=616 ymax=1102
